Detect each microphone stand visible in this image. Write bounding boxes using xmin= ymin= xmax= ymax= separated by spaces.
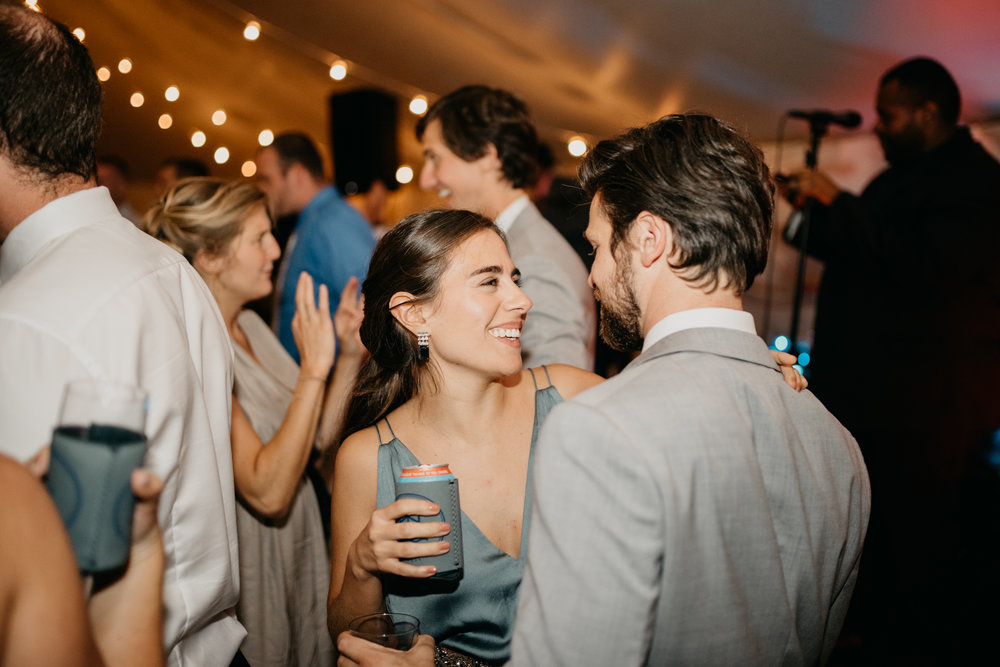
xmin=788 ymin=118 xmax=829 ymax=359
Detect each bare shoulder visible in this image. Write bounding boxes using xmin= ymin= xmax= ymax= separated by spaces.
xmin=531 ymin=364 xmax=604 ymax=400
xmin=335 ymin=425 xmax=383 ymax=476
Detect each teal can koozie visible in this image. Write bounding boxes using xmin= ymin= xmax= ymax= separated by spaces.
xmin=45 ymin=424 xmax=148 ymax=574
xmin=394 ymin=464 xmax=463 ymax=580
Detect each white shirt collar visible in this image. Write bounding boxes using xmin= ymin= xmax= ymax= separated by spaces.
xmin=642 ymin=307 xmax=757 ymax=352
xmin=494 ymin=194 xmax=531 ymax=234
xmin=1 ymin=187 xmax=119 ymax=284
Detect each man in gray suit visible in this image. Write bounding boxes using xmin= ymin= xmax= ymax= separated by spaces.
xmin=417 ymin=85 xmax=596 ymax=370
xmin=334 ymin=114 xmax=870 ymax=666
xmin=509 ymin=114 xmax=871 ymax=665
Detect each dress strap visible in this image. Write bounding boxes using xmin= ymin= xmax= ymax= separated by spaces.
xmin=375 ymin=422 xmax=384 ymax=445
xmin=383 ymin=417 xmax=398 ymax=441
xmin=527 ymin=365 xmax=553 ymax=390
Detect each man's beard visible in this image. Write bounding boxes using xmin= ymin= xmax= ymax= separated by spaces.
xmin=595 ymin=260 xmax=643 ymax=353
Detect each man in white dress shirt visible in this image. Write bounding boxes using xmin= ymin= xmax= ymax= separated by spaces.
xmin=0 ymin=6 xmax=243 ymax=665
xmin=417 ymin=85 xmax=596 ymax=370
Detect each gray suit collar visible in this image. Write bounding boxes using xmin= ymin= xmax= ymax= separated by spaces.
xmin=629 ymin=327 xmax=781 ymax=375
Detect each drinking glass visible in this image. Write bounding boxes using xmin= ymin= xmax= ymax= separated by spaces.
xmin=45 ymin=379 xmax=148 ymax=574
xmin=348 ymin=612 xmax=420 ymax=650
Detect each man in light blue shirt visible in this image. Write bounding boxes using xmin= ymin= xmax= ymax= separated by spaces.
xmin=256 ymin=132 xmax=375 ymax=364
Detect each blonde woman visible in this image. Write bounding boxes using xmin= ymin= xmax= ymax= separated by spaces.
xmin=145 ymin=178 xmax=364 ymax=667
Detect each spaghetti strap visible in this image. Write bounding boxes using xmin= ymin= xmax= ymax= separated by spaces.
xmin=528 ymin=365 xmax=553 ymax=390
xmin=375 ymin=422 xmax=384 ymax=445
xmin=384 ymin=417 xmax=398 ymax=441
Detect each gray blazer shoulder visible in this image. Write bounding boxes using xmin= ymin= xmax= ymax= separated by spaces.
xmin=512 ymin=327 xmax=871 ymax=666
xmin=505 ymin=201 xmax=595 ymax=370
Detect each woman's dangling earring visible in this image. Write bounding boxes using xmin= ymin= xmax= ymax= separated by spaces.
xmin=418 ymin=331 xmax=430 ymax=360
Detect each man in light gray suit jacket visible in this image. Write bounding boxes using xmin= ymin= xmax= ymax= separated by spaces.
xmin=509 ymin=114 xmax=871 ymax=665
xmin=417 ymin=86 xmax=596 ymax=370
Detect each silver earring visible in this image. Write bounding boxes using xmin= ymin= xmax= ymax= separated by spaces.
xmin=417 ymin=331 xmax=430 ymax=360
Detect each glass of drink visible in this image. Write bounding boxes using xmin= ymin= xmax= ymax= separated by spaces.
xmin=348 ymin=612 xmax=420 ymax=650
xmin=45 ymin=379 xmax=149 ymax=574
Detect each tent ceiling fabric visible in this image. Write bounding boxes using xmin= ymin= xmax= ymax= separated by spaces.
xmin=38 ymin=0 xmax=1000 ymax=181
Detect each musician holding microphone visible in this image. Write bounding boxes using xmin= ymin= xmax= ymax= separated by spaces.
xmin=776 ymin=57 xmax=1000 ymax=665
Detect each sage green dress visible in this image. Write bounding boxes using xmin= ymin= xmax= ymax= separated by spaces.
xmin=375 ymin=367 xmax=563 ymax=664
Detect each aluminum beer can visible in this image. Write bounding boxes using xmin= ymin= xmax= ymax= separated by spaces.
xmin=395 ymin=463 xmax=463 ymax=580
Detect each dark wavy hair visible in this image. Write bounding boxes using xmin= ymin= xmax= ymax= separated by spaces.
xmin=578 ymin=114 xmax=774 ymax=295
xmin=337 ymin=209 xmax=505 ymax=443
xmin=0 ymin=3 xmax=103 ymax=181
xmin=416 ymin=85 xmax=539 ymax=188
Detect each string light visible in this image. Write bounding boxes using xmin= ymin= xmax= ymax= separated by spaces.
xmin=67 ymin=11 xmax=592 ymax=180
xmin=409 ymin=95 xmax=428 ymax=116
xmin=329 ymin=60 xmax=347 ymax=80
xmin=243 ymin=21 xmax=261 ymax=41
xmin=395 ymin=165 xmax=414 ymax=184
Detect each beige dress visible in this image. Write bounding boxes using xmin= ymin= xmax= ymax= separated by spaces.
xmin=233 ymin=310 xmax=333 ymax=667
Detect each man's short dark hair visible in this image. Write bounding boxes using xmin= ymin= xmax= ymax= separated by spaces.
xmin=270 ymin=132 xmax=325 ymax=182
xmin=881 ymin=57 xmax=961 ymax=126
xmin=0 ymin=3 xmax=103 ymax=181
xmin=162 ymin=157 xmax=210 ymax=179
xmin=579 ymin=114 xmax=774 ymax=295
xmin=416 ymin=85 xmax=539 ymax=189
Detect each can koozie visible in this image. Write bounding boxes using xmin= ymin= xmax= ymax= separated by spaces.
xmin=394 ymin=464 xmax=463 ymax=580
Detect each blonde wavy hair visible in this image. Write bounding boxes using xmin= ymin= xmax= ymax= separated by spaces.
xmin=142 ymin=177 xmax=268 ymax=263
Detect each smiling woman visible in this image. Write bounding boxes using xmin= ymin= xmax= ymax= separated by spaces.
xmin=328 ymin=209 xmax=605 ymax=663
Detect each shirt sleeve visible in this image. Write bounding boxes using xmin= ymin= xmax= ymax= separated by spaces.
xmin=511 ymin=400 xmax=662 ymax=666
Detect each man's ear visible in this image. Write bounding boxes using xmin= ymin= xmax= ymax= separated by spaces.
xmin=193 ymin=248 xmax=225 ymax=277
xmin=476 ymin=143 xmax=502 ymax=174
xmin=388 ymin=292 xmax=427 ymax=333
xmin=633 ymin=211 xmax=672 ymax=268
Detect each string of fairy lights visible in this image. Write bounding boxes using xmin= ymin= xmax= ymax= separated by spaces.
xmin=27 ymin=0 xmax=592 ymax=183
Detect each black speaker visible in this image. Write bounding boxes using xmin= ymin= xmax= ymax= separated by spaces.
xmin=329 ymin=89 xmax=398 ymax=195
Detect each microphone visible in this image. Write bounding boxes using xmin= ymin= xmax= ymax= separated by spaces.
xmin=787 ymin=109 xmax=862 ymax=129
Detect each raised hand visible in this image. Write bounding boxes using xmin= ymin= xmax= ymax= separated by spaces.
xmin=291 ymin=271 xmax=336 ymax=379
xmin=335 ymin=276 xmax=366 ymax=360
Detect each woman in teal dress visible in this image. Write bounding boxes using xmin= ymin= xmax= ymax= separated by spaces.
xmin=327 ymin=210 xmax=603 ymax=664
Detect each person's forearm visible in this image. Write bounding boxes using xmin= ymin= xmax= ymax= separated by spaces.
xmin=317 ymin=352 xmax=363 ymax=452
xmin=88 ymin=535 xmax=165 ymax=666
xmin=240 ymin=374 xmax=324 ymax=516
xmin=328 ymin=544 xmax=388 ymax=638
